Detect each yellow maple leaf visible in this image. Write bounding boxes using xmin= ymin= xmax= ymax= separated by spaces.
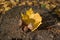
xmin=21 ymin=8 xmax=42 ymax=31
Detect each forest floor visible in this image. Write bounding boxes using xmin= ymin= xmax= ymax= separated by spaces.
xmin=0 ymin=0 xmax=60 ymax=40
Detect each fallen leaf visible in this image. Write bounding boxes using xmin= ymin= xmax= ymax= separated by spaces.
xmin=21 ymin=8 xmax=42 ymax=31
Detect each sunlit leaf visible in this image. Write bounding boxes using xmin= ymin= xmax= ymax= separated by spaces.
xmin=21 ymin=8 xmax=42 ymax=31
